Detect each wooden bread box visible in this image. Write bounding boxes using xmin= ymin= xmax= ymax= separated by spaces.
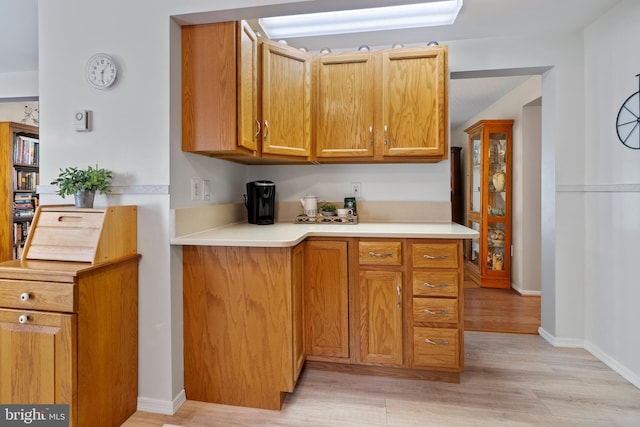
xmin=22 ymin=204 xmax=137 ymax=263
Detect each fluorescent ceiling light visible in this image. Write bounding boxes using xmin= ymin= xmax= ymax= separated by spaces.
xmin=259 ymin=1 xmax=463 ymax=39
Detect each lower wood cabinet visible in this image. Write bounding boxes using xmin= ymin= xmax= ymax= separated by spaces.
xmin=303 ymin=240 xmax=349 ymax=359
xmin=358 ymin=270 xmax=403 ymax=365
xmin=0 ymin=256 xmax=140 ymax=427
xmin=181 ymin=236 xmax=464 ymax=410
xmin=309 ymin=238 xmax=464 ymax=378
xmin=183 ymin=244 xmax=304 ymax=410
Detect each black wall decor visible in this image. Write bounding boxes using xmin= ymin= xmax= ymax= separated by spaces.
xmin=616 ymin=73 xmax=640 ymax=149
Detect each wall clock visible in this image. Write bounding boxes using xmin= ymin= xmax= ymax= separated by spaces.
xmin=616 ymin=73 xmax=640 ymax=149
xmin=85 ymin=53 xmax=118 ymax=89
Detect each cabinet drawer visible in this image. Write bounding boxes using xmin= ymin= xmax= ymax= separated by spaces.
xmin=412 ymin=242 xmax=458 ymax=268
xmin=413 ymin=298 xmax=458 ymax=324
xmin=412 ymin=271 xmax=458 ymax=297
xmin=359 ymin=241 xmax=402 ymax=266
xmin=413 ymin=327 xmax=459 ymax=369
xmin=0 ymin=280 xmax=76 ymax=313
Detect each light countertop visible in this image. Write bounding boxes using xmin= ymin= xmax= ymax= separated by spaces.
xmin=171 ymin=221 xmax=478 ymax=247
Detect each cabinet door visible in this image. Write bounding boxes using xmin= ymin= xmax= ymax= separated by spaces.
xmin=358 ymin=270 xmax=403 ymax=365
xmin=304 ymin=241 xmax=349 ymax=358
xmin=291 ymin=243 xmax=305 ymax=381
xmin=261 ymin=40 xmax=312 ymax=157
xmin=315 ymin=52 xmax=375 ymax=158
xmin=0 ymin=309 xmax=76 ymax=410
xmin=237 ymin=21 xmax=259 ymax=152
xmin=380 ymin=47 xmax=447 ymax=158
xmin=182 ymin=22 xmax=239 ymax=153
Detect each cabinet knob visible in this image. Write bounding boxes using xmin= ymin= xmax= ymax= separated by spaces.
xmin=20 ymin=292 xmax=30 ymax=301
xmin=18 ymin=314 xmax=29 ymax=324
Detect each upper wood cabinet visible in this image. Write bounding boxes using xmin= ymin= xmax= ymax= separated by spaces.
xmin=261 ymin=40 xmax=312 ymax=158
xmin=380 ymin=47 xmax=448 ymax=159
xmin=182 ymin=21 xmax=448 ymax=164
xmin=238 ymin=21 xmax=260 ymax=152
xmin=315 ymin=52 xmax=376 ymax=159
xmin=182 ymin=21 xmax=258 ymax=157
xmin=314 ymin=46 xmax=449 ymax=162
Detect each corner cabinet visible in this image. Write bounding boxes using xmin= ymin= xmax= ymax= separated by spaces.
xmin=183 ymin=243 xmax=305 ymax=410
xmin=182 ymin=21 xmax=258 ymax=157
xmin=465 ymin=120 xmax=513 ymax=289
xmin=182 ymin=21 xmax=312 ymax=163
xmin=314 ymin=46 xmax=449 ymax=162
xmin=0 ymin=122 xmax=39 ymax=262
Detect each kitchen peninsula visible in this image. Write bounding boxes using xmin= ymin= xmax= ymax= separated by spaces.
xmin=172 ymin=204 xmax=477 ymax=410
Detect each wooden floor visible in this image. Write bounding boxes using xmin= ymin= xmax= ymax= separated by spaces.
xmin=464 ymin=283 xmax=541 ymax=334
xmin=123 ymin=331 xmax=640 ymax=426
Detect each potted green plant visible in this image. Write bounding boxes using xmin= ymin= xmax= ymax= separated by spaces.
xmin=50 ymin=165 xmax=113 ymax=208
xmin=319 ymin=201 xmax=337 ymax=216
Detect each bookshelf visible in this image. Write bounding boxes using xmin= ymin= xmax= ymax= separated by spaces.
xmin=0 ymin=122 xmax=39 ymax=261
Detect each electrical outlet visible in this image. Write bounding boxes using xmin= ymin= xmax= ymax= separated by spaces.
xmin=202 ymin=179 xmax=211 ymax=201
xmin=351 ymin=182 xmax=361 ymax=198
xmin=190 ymin=178 xmax=200 ymax=201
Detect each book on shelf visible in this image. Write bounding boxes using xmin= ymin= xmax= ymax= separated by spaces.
xmin=13 ymin=170 xmax=39 ymax=191
xmin=13 ymin=220 xmax=32 ymax=244
xmin=14 ymin=194 xmax=36 ymax=218
xmin=13 ymin=134 xmax=40 ymax=166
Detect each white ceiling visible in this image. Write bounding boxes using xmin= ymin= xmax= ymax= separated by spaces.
xmin=0 ymin=0 xmax=622 ymax=128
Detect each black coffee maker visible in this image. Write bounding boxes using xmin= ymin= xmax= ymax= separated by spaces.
xmin=244 ymin=181 xmax=276 ymax=225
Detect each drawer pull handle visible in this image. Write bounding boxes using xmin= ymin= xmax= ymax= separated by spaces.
xmin=425 ymin=338 xmax=449 ymax=345
xmin=18 ymin=314 xmax=29 ymax=324
xmin=424 ymin=309 xmax=449 ymax=315
xmin=423 ymin=254 xmax=448 ymax=260
xmin=255 ymin=119 xmax=261 ymax=138
xmin=369 ymin=251 xmax=393 ymax=258
xmin=423 ymin=282 xmax=448 ymax=288
xmin=20 ymin=292 xmax=30 ymax=301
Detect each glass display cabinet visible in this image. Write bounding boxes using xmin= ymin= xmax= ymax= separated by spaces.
xmin=465 ymin=119 xmax=513 ymax=288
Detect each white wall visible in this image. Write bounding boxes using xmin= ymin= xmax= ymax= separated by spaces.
xmin=35 ymin=0 xmax=640 ymax=413
xmin=0 ymin=71 xmax=38 ymax=99
xmin=451 ymin=76 xmax=542 ymax=294
xmin=0 ymin=100 xmax=38 ymax=124
xmin=582 ymin=0 xmax=640 ymax=385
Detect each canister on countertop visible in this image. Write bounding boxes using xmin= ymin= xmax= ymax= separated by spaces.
xmin=344 ymin=197 xmax=357 ymax=214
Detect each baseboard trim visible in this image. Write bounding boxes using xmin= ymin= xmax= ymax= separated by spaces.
xmin=538 ymin=327 xmax=639 ymax=390
xmin=137 ymin=389 xmax=186 ymax=415
xmin=584 ymin=341 xmax=640 ymax=389
xmin=511 ymin=284 xmax=541 ymax=296
xmin=538 ymin=327 xmax=584 ymax=347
